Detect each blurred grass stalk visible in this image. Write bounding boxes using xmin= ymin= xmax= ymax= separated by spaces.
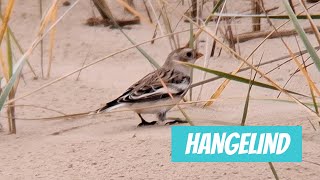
xmin=251 ymin=0 xmax=262 ymax=32
xmin=155 ymin=0 xmax=177 ymax=51
xmin=39 ymin=0 xmax=44 ymax=78
xmin=197 ymin=0 xmax=227 ymax=101
xmin=46 ymin=1 xmax=58 ymax=78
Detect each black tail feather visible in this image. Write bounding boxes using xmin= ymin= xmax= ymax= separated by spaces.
xmin=95 ymin=99 xmax=119 ymax=113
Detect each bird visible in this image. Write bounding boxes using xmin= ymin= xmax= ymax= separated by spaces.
xmin=95 ymin=47 xmax=203 ymax=126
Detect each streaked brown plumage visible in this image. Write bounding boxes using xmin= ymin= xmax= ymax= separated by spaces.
xmin=95 ymin=47 xmax=203 ymax=126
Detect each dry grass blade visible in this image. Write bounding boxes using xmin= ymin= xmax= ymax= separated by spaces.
xmin=197 ymin=0 xmax=227 ymax=100
xmin=163 ymin=2 xmax=178 ymax=49
xmin=10 ymin=98 xmax=234 ymax=121
xmin=283 ymin=44 xmax=320 ymax=96
xmin=0 ymin=49 xmax=9 ymax=81
xmin=186 ymin=0 xmax=225 ymax=43
xmin=38 ymin=0 xmax=60 ymax=78
xmin=39 ymin=0 xmax=44 ymax=78
xmin=143 ymin=0 xmax=153 ymax=23
xmin=158 ymin=74 xmax=194 ymax=125
xmin=0 ymin=0 xmax=15 ymax=45
xmin=299 ymin=0 xmax=320 ymax=45
xmin=156 ymin=0 xmax=177 ymax=50
xmin=38 ymin=0 xmax=59 ymax=35
xmin=213 ymin=13 xmax=320 ymax=19
xmin=289 ymin=38 xmax=317 ymax=111
xmin=4 ymin=104 xmax=67 ymax=115
xmin=6 ymin=31 xmax=12 ymax=78
xmin=283 ymin=36 xmax=319 ymax=117
xmin=268 ymin=162 xmax=280 ymax=180
xmin=46 ymin=2 xmax=59 ymax=78
xmin=148 ymin=0 xmax=165 ymax=36
xmin=8 ymin=97 xmax=320 ymax=121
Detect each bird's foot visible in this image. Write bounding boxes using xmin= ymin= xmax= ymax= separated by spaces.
xmin=137 ymin=120 xmax=157 ymax=127
xmin=165 ymin=118 xmax=188 ymax=125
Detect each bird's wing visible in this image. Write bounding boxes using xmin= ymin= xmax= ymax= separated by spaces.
xmin=116 ymin=69 xmax=191 ymax=103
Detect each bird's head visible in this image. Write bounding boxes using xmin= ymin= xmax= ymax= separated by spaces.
xmin=163 ymin=47 xmax=203 ymax=74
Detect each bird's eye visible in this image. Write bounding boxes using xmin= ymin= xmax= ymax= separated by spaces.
xmin=186 ymin=51 xmax=193 ymax=58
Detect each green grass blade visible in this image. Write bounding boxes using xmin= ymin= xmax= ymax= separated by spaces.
xmin=241 ymin=55 xmax=262 ymax=126
xmin=310 ymin=86 xmax=319 ymax=114
xmin=241 ymin=84 xmax=251 ymax=126
xmin=0 ymin=57 xmax=25 ymax=110
xmin=117 ymin=27 xmax=160 ymax=69
xmin=182 ymin=62 xmax=307 ymax=97
xmin=283 ymin=0 xmax=320 ymax=72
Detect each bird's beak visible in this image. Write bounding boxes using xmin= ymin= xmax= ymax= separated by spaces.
xmin=195 ymin=52 xmax=203 ymax=59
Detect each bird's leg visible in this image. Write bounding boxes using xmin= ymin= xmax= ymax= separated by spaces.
xmin=157 ymin=112 xmax=167 ymax=121
xmin=137 ymin=114 xmax=157 ymax=127
xmin=158 ymin=112 xmax=188 ymax=125
xmin=165 ymin=117 xmax=188 ymax=125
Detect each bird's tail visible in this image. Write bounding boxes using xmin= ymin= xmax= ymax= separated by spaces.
xmin=95 ymin=99 xmax=120 ymax=113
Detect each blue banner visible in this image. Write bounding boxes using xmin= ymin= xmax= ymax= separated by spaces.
xmin=171 ymin=126 xmax=302 ymax=162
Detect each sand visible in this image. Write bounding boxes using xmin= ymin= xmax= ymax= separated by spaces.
xmin=1 ymin=0 xmax=320 ymax=179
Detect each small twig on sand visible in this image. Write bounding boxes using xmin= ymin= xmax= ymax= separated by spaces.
xmin=89 ymin=0 xmax=140 ymax=28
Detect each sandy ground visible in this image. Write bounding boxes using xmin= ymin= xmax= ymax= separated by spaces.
xmin=1 ymin=0 xmax=320 ymax=179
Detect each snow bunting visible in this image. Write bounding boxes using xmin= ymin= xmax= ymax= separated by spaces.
xmin=95 ymin=47 xmax=203 ymax=126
